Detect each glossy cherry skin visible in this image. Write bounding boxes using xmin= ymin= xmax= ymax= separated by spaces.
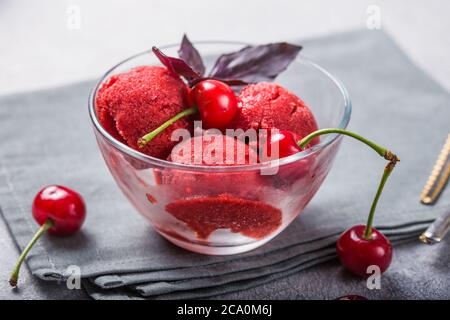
xmin=32 ymin=185 xmax=86 ymax=236
xmin=261 ymin=129 xmax=313 ymax=181
xmin=336 ymin=225 xmax=392 ymax=277
xmin=190 ymin=79 xmax=238 ymax=130
xmin=261 ymin=129 xmax=302 ymax=160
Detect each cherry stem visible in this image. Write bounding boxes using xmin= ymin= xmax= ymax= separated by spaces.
xmin=298 ymin=128 xmax=387 ymax=156
xmin=9 ymin=219 xmax=54 ymax=287
xmin=364 ymin=163 xmax=394 ymax=239
xmin=138 ymin=106 xmax=198 ymax=148
xmin=298 ymin=128 xmax=399 ymax=241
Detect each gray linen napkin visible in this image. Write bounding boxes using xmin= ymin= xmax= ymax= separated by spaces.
xmin=83 ymin=235 xmax=422 ymax=300
xmin=1 ymin=29 xmax=449 ymax=299
xmin=91 ymin=222 xmax=428 ymax=290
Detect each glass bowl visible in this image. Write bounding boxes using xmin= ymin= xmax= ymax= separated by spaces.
xmin=88 ymin=42 xmax=351 ymax=255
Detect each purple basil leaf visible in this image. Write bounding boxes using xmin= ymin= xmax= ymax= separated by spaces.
xmin=152 ymin=46 xmax=200 ymax=82
xmin=209 ymin=42 xmax=302 ymax=83
xmin=178 ymin=34 xmax=206 ymax=76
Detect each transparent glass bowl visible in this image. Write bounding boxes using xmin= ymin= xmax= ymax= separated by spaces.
xmin=88 ymin=42 xmax=351 ymax=255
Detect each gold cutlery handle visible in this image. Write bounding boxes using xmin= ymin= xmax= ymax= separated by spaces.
xmin=420 ymin=134 xmax=450 ymax=205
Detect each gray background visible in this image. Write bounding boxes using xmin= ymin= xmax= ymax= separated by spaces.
xmin=1 ymin=0 xmax=449 ymax=299
xmin=1 ymin=0 xmax=450 ymax=94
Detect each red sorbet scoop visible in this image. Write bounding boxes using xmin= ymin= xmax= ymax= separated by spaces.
xmin=164 ymin=133 xmax=261 ymax=197
xmin=164 ymin=133 xmax=281 ymax=239
xmin=95 ymin=66 xmax=190 ymax=159
xmin=232 ymin=82 xmax=319 ymax=146
xmin=169 ymin=133 xmax=258 ymax=166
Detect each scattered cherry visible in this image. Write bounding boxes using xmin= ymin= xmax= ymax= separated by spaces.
xmin=9 ymin=185 xmax=86 ymax=287
xmin=189 ymin=79 xmax=238 ymax=130
xmin=336 ymin=225 xmax=392 ymax=277
xmin=32 ymin=185 xmax=86 ymax=235
xmin=298 ymin=129 xmax=399 ymax=278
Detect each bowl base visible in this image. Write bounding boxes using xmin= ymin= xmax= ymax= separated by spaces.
xmin=160 ymin=231 xmax=274 ymax=255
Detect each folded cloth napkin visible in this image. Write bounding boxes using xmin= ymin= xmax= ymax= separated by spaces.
xmin=1 ymin=29 xmax=449 ymax=300
xmin=83 ymin=234 xmax=423 ymax=300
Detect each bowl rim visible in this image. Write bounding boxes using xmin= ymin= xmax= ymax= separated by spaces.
xmin=88 ymin=41 xmax=352 ymax=173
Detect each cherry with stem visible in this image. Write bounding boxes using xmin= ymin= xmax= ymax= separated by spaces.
xmin=298 ymin=128 xmax=399 ymax=276
xmin=9 ymin=185 xmax=86 ymax=287
xmin=138 ymin=79 xmax=238 ymax=148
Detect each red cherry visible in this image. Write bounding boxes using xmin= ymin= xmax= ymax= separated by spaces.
xmin=10 ymin=185 xmax=86 ymax=287
xmin=261 ymin=129 xmax=301 ymax=160
xmin=258 ymin=129 xmax=317 ymax=188
xmin=190 ymin=79 xmax=238 ymax=130
xmin=139 ymin=80 xmax=237 ymax=147
xmin=33 ymin=185 xmax=86 ymax=235
xmin=336 ymin=225 xmax=392 ymax=277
